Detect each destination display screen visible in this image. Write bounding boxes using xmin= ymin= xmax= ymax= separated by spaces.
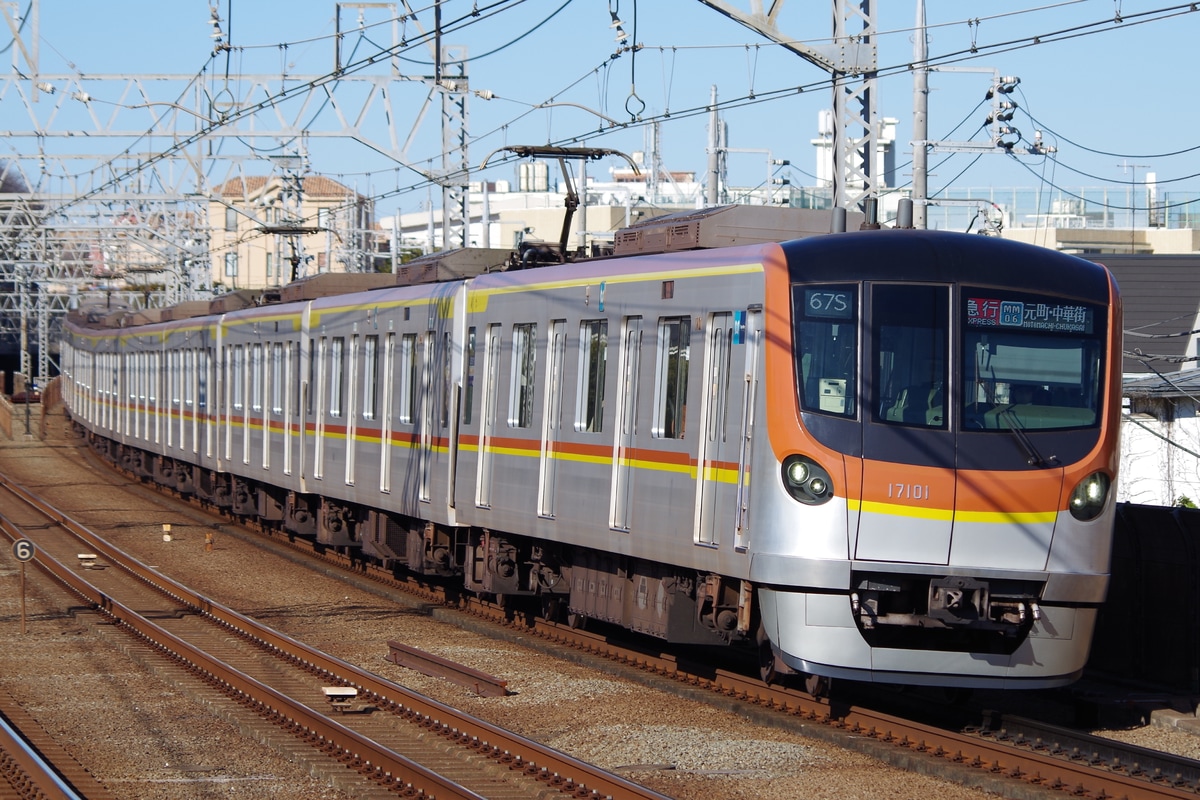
xmin=965 ymin=295 xmax=1095 ymax=334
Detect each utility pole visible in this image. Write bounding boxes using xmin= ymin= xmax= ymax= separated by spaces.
xmin=1119 ymin=160 xmax=1150 ymax=251
xmin=1119 ymin=160 xmax=1151 ymax=230
xmin=706 ymin=86 xmax=722 ymax=206
xmin=912 ymin=0 xmax=929 ymax=228
xmin=923 ymin=68 xmax=1053 ymax=232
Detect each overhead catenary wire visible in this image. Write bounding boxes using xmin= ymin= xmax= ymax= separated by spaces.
xmin=25 ymin=2 xmax=1200 ymax=225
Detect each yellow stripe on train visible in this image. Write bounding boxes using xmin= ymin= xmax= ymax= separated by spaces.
xmin=852 ymin=499 xmax=1058 ymax=524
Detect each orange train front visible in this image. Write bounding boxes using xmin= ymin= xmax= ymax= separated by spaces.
xmin=753 ymin=231 xmax=1121 ymax=688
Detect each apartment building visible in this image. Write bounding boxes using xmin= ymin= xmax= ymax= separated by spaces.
xmin=207 ymin=175 xmax=373 ymax=290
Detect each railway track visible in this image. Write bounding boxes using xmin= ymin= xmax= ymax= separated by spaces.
xmin=11 ymin=431 xmax=1196 ymax=800
xmin=0 ymin=685 xmax=112 ymax=800
xmin=0 ymin=472 xmax=672 ymax=800
xmin=80 ymin=453 xmax=1200 ymax=800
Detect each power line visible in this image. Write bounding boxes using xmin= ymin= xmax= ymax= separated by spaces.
xmin=25 ymin=1 xmax=1200 ymax=223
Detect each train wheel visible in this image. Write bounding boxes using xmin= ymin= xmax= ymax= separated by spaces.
xmin=566 ymin=611 xmax=587 ymax=630
xmin=758 ymin=640 xmax=777 ymax=684
xmin=542 ymin=597 xmax=563 ymax=623
xmin=804 ymin=673 xmax=830 ymax=698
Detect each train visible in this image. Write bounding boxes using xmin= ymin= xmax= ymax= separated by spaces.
xmin=58 ymin=205 xmax=1122 ymax=691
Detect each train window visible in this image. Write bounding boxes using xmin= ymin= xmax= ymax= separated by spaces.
xmin=873 ymin=284 xmax=948 ymax=429
xmin=231 ymin=345 xmax=244 ymax=411
xmin=329 ymin=337 xmax=345 ymax=418
xmin=706 ymin=314 xmax=734 ymax=442
xmin=962 ymin=290 xmax=1104 ymax=430
xmin=291 ymin=342 xmax=301 ymax=419
xmin=398 ymin=333 xmax=417 ymax=424
xmin=363 ymin=335 xmax=378 ymax=420
xmin=794 ymin=284 xmax=858 ymax=418
xmin=653 ymin=316 xmax=690 ymax=439
xmin=170 ymin=350 xmax=181 ymax=408
xmin=251 ymin=343 xmax=263 ymax=413
xmin=463 ymin=327 xmax=476 ymax=425
xmin=575 ymin=319 xmax=608 ymax=433
xmin=271 ymin=343 xmax=284 ymax=415
xmin=185 ymin=349 xmax=196 ymax=408
xmin=198 ymin=349 xmax=209 ymax=411
xmin=510 ymin=323 xmax=537 ymax=428
xmin=126 ymin=353 xmax=135 ymax=406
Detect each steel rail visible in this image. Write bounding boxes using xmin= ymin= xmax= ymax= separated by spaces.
xmin=519 ymin=612 xmax=1200 ymax=799
xmin=81 ymin=445 xmax=1200 ymax=800
xmin=0 ymin=510 xmax=487 ymax=800
xmin=0 ymin=713 xmax=85 ymax=800
xmin=0 ymin=471 xmax=673 ymax=800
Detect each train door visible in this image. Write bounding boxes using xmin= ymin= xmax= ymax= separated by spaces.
xmin=267 ymin=342 xmax=283 ymax=470
xmin=476 ymin=324 xmax=502 ymax=508
xmin=245 ymin=343 xmax=258 ymax=466
xmin=417 ymin=330 xmax=435 ymax=502
xmin=379 ymin=332 xmax=395 ymax=493
xmin=165 ymin=349 xmax=176 ymax=447
xmin=696 ymin=312 xmax=735 ymax=545
xmin=150 ymin=351 xmax=160 ymax=447
xmin=298 ymin=336 xmax=313 ymax=489
xmin=313 ymin=336 xmax=327 ymax=480
xmin=178 ymin=348 xmax=188 ymax=451
xmin=345 ymin=335 xmax=358 ymax=486
xmin=695 ymin=309 xmax=762 ymax=548
xmin=857 ymin=283 xmax=954 ymax=565
xmin=225 ymin=344 xmax=240 ymax=463
xmin=284 ymin=341 xmax=297 ymax=476
xmin=538 ymin=320 xmax=567 ymax=518
xmin=121 ymin=353 xmax=131 ymax=438
xmin=187 ymin=348 xmax=199 ymax=455
xmin=610 ymin=315 xmax=642 ymax=531
xmin=200 ymin=348 xmax=212 ymax=458
xmin=256 ymin=343 xmax=268 ymax=469
xmin=209 ymin=332 xmax=221 ymax=468
xmin=734 ymin=308 xmax=762 ymax=550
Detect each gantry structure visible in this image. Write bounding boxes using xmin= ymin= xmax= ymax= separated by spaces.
xmin=0 ymin=0 xmax=471 ymax=380
xmin=0 ymin=0 xmax=878 ymax=382
xmin=698 ymin=0 xmax=878 ymax=213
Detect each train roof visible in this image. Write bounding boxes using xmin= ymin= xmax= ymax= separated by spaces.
xmin=780 ymin=228 xmax=1115 ymax=300
xmin=67 ymin=206 xmax=862 ymax=331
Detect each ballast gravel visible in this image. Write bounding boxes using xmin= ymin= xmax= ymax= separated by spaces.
xmin=0 ymin=423 xmax=1194 ymax=800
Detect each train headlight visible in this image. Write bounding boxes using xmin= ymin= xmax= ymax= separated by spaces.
xmin=1068 ymin=471 xmax=1110 ymax=521
xmin=782 ymin=455 xmax=834 ymax=505
xmin=786 ymin=460 xmax=810 ymax=484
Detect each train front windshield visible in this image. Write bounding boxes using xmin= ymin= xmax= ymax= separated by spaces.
xmin=961 ymin=290 xmax=1104 ymax=432
xmin=795 ymin=284 xmax=1106 ymax=433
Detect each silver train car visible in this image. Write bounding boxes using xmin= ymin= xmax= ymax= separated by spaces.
xmin=60 ymin=213 xmax=1122 ymax=691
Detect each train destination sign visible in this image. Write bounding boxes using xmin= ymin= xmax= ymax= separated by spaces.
xmin=966 ymin=297 xmax=1094 ymax=334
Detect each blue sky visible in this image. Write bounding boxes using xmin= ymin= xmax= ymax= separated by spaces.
xmin=8 ymin=1 xmax=1199 ymax=215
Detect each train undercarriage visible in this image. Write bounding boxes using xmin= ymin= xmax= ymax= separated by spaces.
xmin=93 ymin=434 xmax=757 ymax=658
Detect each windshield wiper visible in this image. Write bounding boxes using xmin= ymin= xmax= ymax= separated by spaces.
xmin=998 ymin=408 xmax=1058 ymax=468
